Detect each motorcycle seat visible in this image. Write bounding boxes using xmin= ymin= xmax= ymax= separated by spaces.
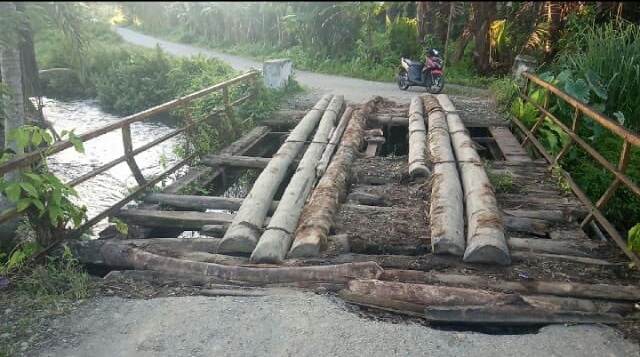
xmin=401 ymin=57 xmax=423 ymax=66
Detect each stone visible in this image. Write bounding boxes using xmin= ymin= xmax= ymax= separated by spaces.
xmin=263 ymin=59 xmax=292 ymax=89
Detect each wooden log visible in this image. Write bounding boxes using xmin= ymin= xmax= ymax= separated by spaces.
xmin=347 ymin=191 xmax=388 ymax=206
xmin=503 ymin=214 xmax=550 ymax=235
xmin=180 ymin=251 xmax=250 ymax=265
xmin=251 ymin=96 xmax=345 ymax=264
xmin=347 ymin=279 xmax=521 ymax=307
xmin=520 ymin=294 xmax=634 ymax=315
xmin=424 ymin=95 xmax=464 ymax=255
xmin=407 ymin=97 xmax=430 ymax=177
xmin=422 ymin=306 xmax=623 ymax=325
xmin=317 ymin=106 xmax=354 ymax=178
xmin=218 ymin=94 xmax=334 ymax=254
xmin=507 ymin=237 xmax=598 ymax=257
xmin=510 ymin=251 xmax=615 ymax=265
xmin=338 ymin=290 xmax=425 ymax=317
xmin=288 ymin=97 xmax=382 ymax=258
xmin=143 ymin=193 xmax=279 ymax=214
xmin=502 ymin=208 xmax=566 ymax=222
xmin=437 ymin=94 xmax=510 ymax=265
xmin=115 ymin=209 xmax=236 ymax=230
xmin=380 ymin=270 xmax=640 ymax=301
xmin=200 ymin=155 xmax=271 ymax=169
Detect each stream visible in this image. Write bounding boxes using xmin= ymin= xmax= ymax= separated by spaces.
xmin=42 ymin=97 xmax=182 ymax=237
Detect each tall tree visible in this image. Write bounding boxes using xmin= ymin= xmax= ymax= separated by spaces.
xmin=470 ymin=1 xmax=497 ymax=74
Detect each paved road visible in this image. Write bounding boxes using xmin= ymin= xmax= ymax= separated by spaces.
xmin=113 ymin=27 xmax=487 ymax=105
xmin=24 ymin=27 xmax=640 ymax=357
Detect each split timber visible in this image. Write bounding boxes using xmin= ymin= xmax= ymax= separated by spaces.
xmin=81 ymin=93 xmax=640 ymax=328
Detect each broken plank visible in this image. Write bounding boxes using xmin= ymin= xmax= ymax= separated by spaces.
xmin=423 ymin=306 xmax=623 ymax=325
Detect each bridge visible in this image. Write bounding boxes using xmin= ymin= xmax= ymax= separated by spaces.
xmin=3 ymin=69 xmax=640 ymax=328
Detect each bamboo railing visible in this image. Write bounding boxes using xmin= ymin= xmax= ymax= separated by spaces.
xmin=512 ymin=71 xmax=640 ymax=266
xmin=0 ymin=70 xmax=259 ymax=238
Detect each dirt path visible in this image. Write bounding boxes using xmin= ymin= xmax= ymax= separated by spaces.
xmin=12 ymin=27 xmax=640 ymax=357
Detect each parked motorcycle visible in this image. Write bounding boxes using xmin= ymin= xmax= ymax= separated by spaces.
xmin=397 ymin=48 xmax=445 ymax=94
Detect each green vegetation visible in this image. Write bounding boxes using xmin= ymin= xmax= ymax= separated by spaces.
xmin=488 ymin=170 xmax=517 ymax=194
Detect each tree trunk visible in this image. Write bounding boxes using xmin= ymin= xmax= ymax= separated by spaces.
xmin=423 ymin=95 xmax=464 ymax=255
xmin=288 ymin=97 xmax=382 ymax=258
xmin=0 ymin=2 xmax=25 ymax=248
xmin=217 ymin=94 xmax=333 ymax=254
xmin=407 ymin=96 xmax=429 ymax=177
xmin=437 ymin=94 xmax=510 ymax=265
xmin=316 ymin=106 xmax=354 ymax=178
xmin=250 ymin=96 xmax=344 ymax=264
xmin=470 ymin=2 xmax=497 ymax=75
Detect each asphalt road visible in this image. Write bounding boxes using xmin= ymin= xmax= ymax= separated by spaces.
xmin=22 ymin=27 xmax=640 ymax=357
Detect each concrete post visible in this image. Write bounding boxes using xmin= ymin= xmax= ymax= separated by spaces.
xmin=512 ymin=54 xmax=538 ymax=84
xmin=263 ymin=59 xmax=292 ymax=89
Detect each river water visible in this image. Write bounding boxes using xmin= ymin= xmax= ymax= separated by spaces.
xmin=42 ymin=97 xmax=182 ymax=236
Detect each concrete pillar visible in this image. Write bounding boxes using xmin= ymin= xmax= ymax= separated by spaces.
xmin=512 ymin=54 xmax=538 ymax=83
xmin=263 ymin=59 xmax=292 ymax=89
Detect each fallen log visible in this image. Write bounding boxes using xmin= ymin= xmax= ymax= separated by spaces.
xmin=347 ymin=279 xmax=521 ymax=307
xmin=521 ymin=294 xmax=634 ymax=315
xmin=338 ymin=290 xmax=425 ymax=317
xmin=502 ymin=208 xmax=566 ymax=222
xmin=72 ymin=239 xmax=384 ymax=285
xmin=218 ymin=94 xmax=334 ymax=254
xmin=288 ymin=97 xmax=382 ymax=258
xmin=115 ymin=209 xmax=235 ymax=230
xmin=502 ymin=215 xmax=550 ymax=236
xmin=317 ymin=106 xmax=354 ymax=178
xmin=507 ymin=237 xmax=598 ymax=257
xmin=370 ymin=116 xmax=408 ymax=126
xmin=251 ymin=95 xmax=345 ymax=264
xmin=424 ymin=95 xmax=464 ymax=255
xmin=380 ymin=270 xmax=640 ymax=301
xmin=437 ymin=94 xmax=510 ymax=265
xmin=407 ymin=97 xmax=430 ymax=177
xmin=423 ymin=306 xmax=623 ymax=325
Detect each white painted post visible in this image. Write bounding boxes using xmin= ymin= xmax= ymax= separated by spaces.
xmin=263 ymin=59 xmax=292 ymax=89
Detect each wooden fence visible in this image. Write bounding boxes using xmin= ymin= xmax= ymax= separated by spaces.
xmin=0 ymin=70 xmax=259 ymax=238
xmin=512 ymin=71 xmax=640 ymax=266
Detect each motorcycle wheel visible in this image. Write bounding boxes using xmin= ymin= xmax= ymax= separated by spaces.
xmin=426 ymin=74 xmax=445 ymax=94
xmin=397 ymin=70 xmax=410 ymax=90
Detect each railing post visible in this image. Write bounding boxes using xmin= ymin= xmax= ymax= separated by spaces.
xmin=554 ymin=107 xmax=581 ymax=164
xmin=581 ymin=140 xmax=631 ymax=228
xmin=121 ymin=123 xmax=146 ymax=186
xmin=180 ymin=98 xmax=193 ymax=155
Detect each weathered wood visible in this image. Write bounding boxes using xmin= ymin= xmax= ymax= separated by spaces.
xmin=200 ymin=288 xmax=269 ymax=297
xmin=116 ymin=209 xmax=236 ymax=230
xmin=510 ymin=251 xmax=615 ymax=265
xmin=407 ymin=97 xmax=430 ymax=177
xmin=364 ymin=136 xmax=386 ymax=158
xmin=380 ymin=270 xmax=640 ymax=301
xmin=251 ymin=95 xmax=345 ymax=264
xmin=75 ymin=240 xmax=384 ymax=284
xmin=371 ymin=116 xmax=409 ymax=126
xmin=199 ymin=225 xmax=228 ymax=237
xmin=200 ymin=155 xmax=272 ymax=168
xmin=503 ymin=214 xmax=550 ymax=235
xmin=347 ymin=279 xmax=521 ymax=307
xmin=338 ymin=290 xmax=425 ymax=317
xmin=502 ymin=208 xmax=566 ymax=222
xmin=424 ymin=95 xmax=464 ymax=255
xmin=317 ymin=106 xmax=354 ymax=178
xmin=422 ymin=306 xmax=623 ymax=325
xmin=521 ymin=294 xmax=634 ymax=315
xmin=218 ymin=94 xmax=334 ymax=254
xmin=347 ymin=191 xmax=388 ymax=206
xmin=162 ymin=126 xmax=270 ymax=194
xmin=288 ymin=97 xmax=382 ymax=258
xmin=507 ymin=237 xmax=598 ymax=257
xmin=488 ymin=126 xmax=532 ymax=163
xmin=143 ymin=193 xmax=279 ymax=214
xmin=437 ymin=94 xmax=510 ymax=265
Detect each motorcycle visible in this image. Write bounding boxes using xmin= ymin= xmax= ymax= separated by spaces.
xmin=397 ymin=48 xmax=445 ymax=94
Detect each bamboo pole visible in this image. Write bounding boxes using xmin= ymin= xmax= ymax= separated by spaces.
xmin=288 ymin=97 xmax=382 ymax=258
xmin=436 ymin=94 xmax=510 ymax=265
xmin=423 ymin=95 xmax=464 ymax=255
xmin=217 ymin=94 xmax=334 ymax=254
xmin=407 ymin=97 xmax=430 ymax=177
xmin=251 ymin=96 xmax=345 ymax=264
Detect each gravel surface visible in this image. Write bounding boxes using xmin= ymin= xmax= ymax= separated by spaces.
xmin=16 ymin=27 xmax=640 ymax=357
xmin=27 ymin=291 xmax=640 ymax=357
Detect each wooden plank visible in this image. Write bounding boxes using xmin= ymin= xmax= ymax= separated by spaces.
xmin=116 ymin=209 xmax=236 ymax=230
xmin=423 ymin=306 xmax=623 ymax=325
xmin=200 ymin=155 xmax=271 ymax=168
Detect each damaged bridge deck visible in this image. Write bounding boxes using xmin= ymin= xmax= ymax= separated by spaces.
xmin=82 ymin=93 xmax=640 ymax=329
